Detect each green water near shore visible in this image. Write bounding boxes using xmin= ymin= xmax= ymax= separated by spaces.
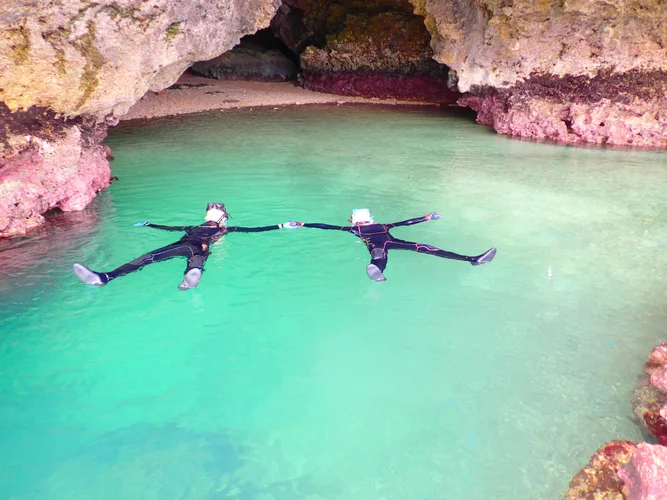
xmin=0 ymin=105 xmax=665 ymax=499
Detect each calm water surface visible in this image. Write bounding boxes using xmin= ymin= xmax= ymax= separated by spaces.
xmin=1 ymin=105 xmax=666 ymax=500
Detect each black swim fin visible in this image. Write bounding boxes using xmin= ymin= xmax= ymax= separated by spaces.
xmin=366 ymin=263 xmax=387 ymax=282
xmin=73 ymin=263 xmax=108 ymax=286
xmin=178 ymin=268 xmax=202 ymax=290
xmin=471 ymin=247 xmax=497 ymax=266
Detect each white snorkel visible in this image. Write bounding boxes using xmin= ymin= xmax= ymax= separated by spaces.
xmin=350 ymin=208 xmax=374 ymax=224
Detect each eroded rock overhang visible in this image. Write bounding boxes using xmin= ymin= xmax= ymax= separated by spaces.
xmin=413 ymin=0 xmax=667 ymax=146
xmin=0 ymin=0 xmax=281 ymax=237
xmin=2 ymin=0 xmax=667 ymax=237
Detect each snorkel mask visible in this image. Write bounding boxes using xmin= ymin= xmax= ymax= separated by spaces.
xmin=205 ymin=202 xmax=229 ymax=225
xmin=349 ymin=208 xmax=374 ymax=224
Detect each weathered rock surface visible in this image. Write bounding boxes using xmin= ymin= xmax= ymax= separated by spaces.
xmin=0 ymin=0 xmax=281 ymax=119
xmin=297 ymin=8 xmax=459 ymax=103
xmin=0 ymin=0 xmax=280 ymax=237
xmin=618 ymin=443 xmax=667 ymax=500
xmin=192 ymin=41 xmax=297 ymax=82
xmin=564 ymin=440 xmax=637 ymax=500
xmin=457 ymin=71 xmax=667 ymax=147
xmin=633 ymin=343 xmax=667 ymax=446
xmin=0 ymin=105 xmax=111 ymax=237
xmin=414 ymin=0 xmax=667 ymax=147
xmin=3 ymin=0 xmax=667 ymax=235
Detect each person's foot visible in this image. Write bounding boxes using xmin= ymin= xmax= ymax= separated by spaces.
xmin=471 ymin=247 xmax=497 ymax=266
xmin=366 ymin=263 xmax=386 ymax=282
xmin=178 ymin=268 xmax=202 ymax=290
xmin=72 ymin=263 xmax=108 ymax=286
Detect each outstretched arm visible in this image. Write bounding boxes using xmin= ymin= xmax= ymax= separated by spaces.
xmin=228 ymin=224 xmax=281 ymax=233
xmin=134 ymin=221 xmax=194 ymax=231
xmin=386 ymin=213 xmax=442 ymax=228
xmin=227 ymin=221 xmax=304 ymax=233
xmin=302 ymin=223 xmax=352 ymax=231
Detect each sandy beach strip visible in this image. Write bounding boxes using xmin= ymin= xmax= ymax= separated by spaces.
xmin=121 ymin=70 xmax=439 ymax=121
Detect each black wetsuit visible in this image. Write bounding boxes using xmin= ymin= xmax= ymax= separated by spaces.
xmin=98 ymin=221 xmax=282 ymax=283
xmin=303 ymin=216 xmax=473 ymax=274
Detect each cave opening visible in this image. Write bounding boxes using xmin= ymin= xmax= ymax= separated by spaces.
xmin=184 ymin=0 xmax=459 ymax=104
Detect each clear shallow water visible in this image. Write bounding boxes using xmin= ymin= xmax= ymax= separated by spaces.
xmin=1 ymin=104 xmax=666 ymax=500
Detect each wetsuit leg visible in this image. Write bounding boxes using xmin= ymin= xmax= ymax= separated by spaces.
xmin=365 ymin=243 xmax=388 ymax=282
xmin=72 ymin=242 xmax=201 ymax=286
xmin=385 ymin=238 xmax=474 ymax=262
xmin=178 ymin=248 xmax=209 ymax=290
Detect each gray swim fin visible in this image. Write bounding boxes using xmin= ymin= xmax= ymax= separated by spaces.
xmin=471 ymin=247 xmax=497 ymax=266
xmin=366 ymin=263 xmax=387 ymax=282
xmin=178 ymin=268 xmax=202 ymax=290
xmin=73 ymin=263 xmax=107 ymax=286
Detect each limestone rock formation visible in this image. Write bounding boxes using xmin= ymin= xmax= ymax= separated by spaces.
xmin=564 ymin=440 xmax=637 ymax=500
xmin=275 ymin=1 xmax=459 ymax=103
xmin=192 ymin=41 xmax=298 ymax=82
xmin=618 ymin=443 xmax=667 ymax=500
xmin=414 ymin=0 xmax=667 ymax=147
xmin=3 ymin=0 xmax=667 ymax=236
xmin=0 ymin=0 xmax=280 ymax=237
xmin=0 ymin=105 xmax=111 ymax=237
xmin=1 ymin=0 xmax=281 ymax=118
xmin=299 ymin=10 xmax=458 ymax=102
xmin=633 ymin=343 xmax=667 ymax=446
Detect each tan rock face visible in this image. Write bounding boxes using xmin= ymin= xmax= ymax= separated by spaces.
xmin=412 ymin=0 xmax=667 ymax=93
xmin=413 ymin=0 xmax=667 ymax=147
xmin=0 ymin=0 xmax=280 ymax=237
xmin=0 ymin=0 xmax=281 ymax=119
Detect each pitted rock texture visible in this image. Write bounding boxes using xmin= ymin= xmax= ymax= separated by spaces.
xmin=298 ymin=9 xmax=457 ymax=102
xmin=632 ymin=344 xmax=667 ymax=446
xmin=412 ymin=0 xmax=667 ymax=93
xmin=564 ymin=440 xmax=637 ymax=500
xmin=618 ymin=443 xmax=667 ymax=500
xmin=0 ymin=0 xmax=280 ymax=237
xmin=272 ymin=0 xmax=415 ymax=54
xmin=0 ymin=105 xmax=111 ymax=237
xmin=458 ymin=70 xmax=667 ymax=147
xmin=413 ymin=0 xmax=667 ymax=147
xmin=0 ymin=0 xmax=281 ymax=119
xmin=192 ymin=41 xmax=298 ymax=82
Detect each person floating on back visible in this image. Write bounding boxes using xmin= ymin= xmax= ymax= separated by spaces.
xmin=299 ymin=208 xmax=496 ymax=281
xmin=72 ymin=203 xmax=301 ymax=290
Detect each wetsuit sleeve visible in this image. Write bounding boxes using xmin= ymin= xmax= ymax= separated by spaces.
xmin=385 ymin=216 xmax=429 ymax=228
xmin=146 ymin=223 xmax=194 ymax=231
xmin=302 ymin=223 xmax=351 ymax=231
xmin=227 ymin=225 xmax=282 ymax=233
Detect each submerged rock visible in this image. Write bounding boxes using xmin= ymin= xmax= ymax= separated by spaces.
xmin=564 ymin=440 xmax=637 ymax=500
xmin=617 ymin=443 xmax=667 ymax=500
xmin=633 ymin=343 xmax=667 ymax=446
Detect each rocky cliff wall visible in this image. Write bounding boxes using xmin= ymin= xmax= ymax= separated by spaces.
xmin=413 ymin=0 xmax=667 ymax=146
xmin=0 ymin=0 xmax=280 ymax=237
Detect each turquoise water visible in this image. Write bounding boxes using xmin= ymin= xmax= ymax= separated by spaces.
xmin=1 ymin=104 xmax=666 ymax=500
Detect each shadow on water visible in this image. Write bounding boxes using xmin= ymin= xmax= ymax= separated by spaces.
xmin=0 ymin=193 xmax=114 ymax=307
xmin=3 ymin=422 xmax=335 ymax=499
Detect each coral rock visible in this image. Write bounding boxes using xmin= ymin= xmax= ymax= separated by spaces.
xmin=564 ymin=440 xmax=637 ymax=500
xmin=618 ymin=443 xmax=667 ymax=500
